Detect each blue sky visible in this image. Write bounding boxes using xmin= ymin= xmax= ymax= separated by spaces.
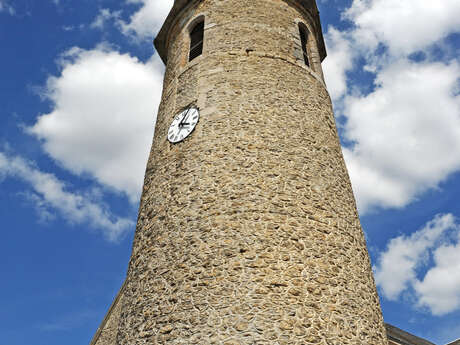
xmin=1 ymin=0 xmax=460 ymax=344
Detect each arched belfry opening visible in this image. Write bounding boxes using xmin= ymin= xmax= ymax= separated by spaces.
xmin=298 ymin=23 xmax=311 ymax=68
xmin=189 ymin=20 xmax=204 ymax=61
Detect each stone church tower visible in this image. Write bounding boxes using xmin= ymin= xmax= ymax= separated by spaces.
xmin=91 ymin=0 xmax=389 ymax=344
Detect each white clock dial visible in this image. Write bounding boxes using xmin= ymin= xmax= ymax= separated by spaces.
xmin=167 ymin=107 xmax=200 ymax=144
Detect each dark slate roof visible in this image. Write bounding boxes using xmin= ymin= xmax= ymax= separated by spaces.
xmin=386 ymin=324 xmax=436 ymax=345
xmin=154 ymin=0 xmax=327 ymax=64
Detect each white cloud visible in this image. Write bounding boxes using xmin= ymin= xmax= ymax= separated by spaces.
xmin=320 ymin=0 xmax=460 ymax=213
xmin=91 ymin=9 xmax=121 ymax=30
xmin=374 ymin=213 xmax=460 ymax=315
xmin=120 ymin=0 xmax=173 ymax=40
xmin=374 ymin=214 xmax=455 ymax=300
xmin=345 ymin=0 xmax=460 ymax=56
xmin=414 ymin=233 xmax=460 ymax=315
xmin=0 ymin=152 xmax=134 ymax=242
xmin=343 ymin=60 xmax=460 ymax=212
xmin=323 ymin=27 xmax=355 ymax=101
xmin=22 ymin=191 xmax=57 ymax=223
xmin=27 ymin=46 xmax=165 ymax=203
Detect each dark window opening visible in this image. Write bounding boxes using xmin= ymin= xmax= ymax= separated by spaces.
xmin=189 ymin=21 xmax=204 ymax=61
xmin=299 ymin=25 xmax=310 ymax=67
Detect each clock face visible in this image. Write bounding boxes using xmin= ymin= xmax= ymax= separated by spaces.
xmin=167 ymin=107 xmax=200 ymax=144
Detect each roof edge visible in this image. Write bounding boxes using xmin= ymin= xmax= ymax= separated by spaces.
xmin=446 ymin=339 xmax=460 ymax=345
xmin=385 ymin=323 xmax=436 ymax=345
xmin=154 ymin=0 xmax=190 ymax=65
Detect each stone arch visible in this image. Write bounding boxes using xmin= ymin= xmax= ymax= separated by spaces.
xmin=294 ymin=18 xmax=324 ymax=79
xmin=187 ymin=15 xmax=205 ymax=62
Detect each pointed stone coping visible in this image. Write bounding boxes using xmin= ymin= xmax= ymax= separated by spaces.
xmin=89 ymin=279 xmax=127 ymax=345
xmin=154 ymin=0 xmax=327 ymax=65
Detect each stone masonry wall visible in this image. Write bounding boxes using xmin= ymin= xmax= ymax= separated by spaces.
xmin=115 ymin=0 xmax=389 ymax=344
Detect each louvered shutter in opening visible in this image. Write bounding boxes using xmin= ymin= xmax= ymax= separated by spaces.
xmin=189 ymin=21 xmax=204 ymax=61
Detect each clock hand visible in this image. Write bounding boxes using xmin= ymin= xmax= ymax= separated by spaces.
xmin=179 ymin=108 xmax=191 ymax=127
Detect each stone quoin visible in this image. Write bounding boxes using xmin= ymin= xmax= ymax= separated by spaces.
xmin=91 ymin=0 xmax=390 ymax=344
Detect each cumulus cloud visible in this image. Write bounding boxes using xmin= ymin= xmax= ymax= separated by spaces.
xmin=0 ymin=152 xmax=134 ymax=241
xmin=320 ymin=0 xmax=460 ymax=213
xmin=345 ymin=0 xmax=460 ymax=56
xmin=323 ymin=27 xmax=355 ymax=101
xmin=343 ymin=60 xmax=460 ymax=212
xmin=374 ymin=214 xmax=460 ymax=315
xmin=374 ymin=214 xmax=455 ymax=300
xmin=120 ymin=0 xmax=173 ymax=40
xmin=91 ymin=9 xmax=121 ymax=30
xmin=27 ymin=46 xmax=165 ymax=203
xmin=414 ymin=234 xmax=460 ymax=315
